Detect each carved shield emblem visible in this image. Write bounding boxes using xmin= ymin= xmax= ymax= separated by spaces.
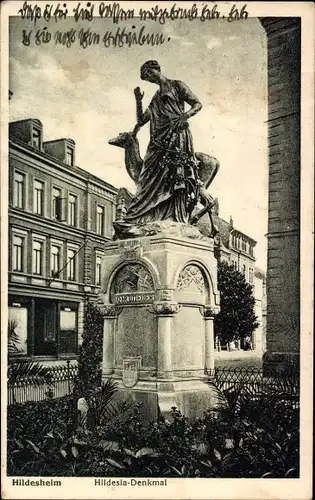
xmin=122 ymin=356 xmax=141 ymax=388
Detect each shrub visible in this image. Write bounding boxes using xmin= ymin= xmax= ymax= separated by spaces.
xmin=7 ymin=396 xmax=78 ymax=476
xmin=7 ymin=386 xmax=299 ymax=478
xmin=75 ymin=301 xmax=103 ymax=395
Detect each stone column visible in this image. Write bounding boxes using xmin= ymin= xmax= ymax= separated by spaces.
xmin=202 ymin=305 xmax=220 ymax=376
xmin=153 ymin=302 xmax=180 ymax=379
xmin=259 ymin=18 xmax=301 ymax=374
xmin=99 ymin=304 xmax=122 ymax=380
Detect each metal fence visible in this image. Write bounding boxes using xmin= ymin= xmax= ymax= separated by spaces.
xmin=8 ymin=361 xmax=78 ymax=405
xmin=213 ymin=366 xmax=265 ymax=388
xmin=210 ymin=366 xmax=300 ymax=409
xmin=8 ymin=363 xmax=300 ymax=409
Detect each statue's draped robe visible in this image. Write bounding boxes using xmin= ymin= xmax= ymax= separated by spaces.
xmin=116 ymin=80 xmax=199 ymax=231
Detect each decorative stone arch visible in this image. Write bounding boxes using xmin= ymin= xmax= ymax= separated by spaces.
xmin=173 ymin=259 xmax=219 ymax=306
xmin=102 ymin=257 xmax=161 ymax=303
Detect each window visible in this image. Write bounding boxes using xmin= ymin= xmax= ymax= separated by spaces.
xmin=250 ymin=268 xmax=254 ymax=284
xmin=34 ymin=298 xmax=57 ymax=356
xmin=33 ymin=180 xmax=44 ymax=215
xmin=242 ymin=239 xmax=246 ymax=251
xmin=14 ymin=172 xmax=25 ymax=209
xmin=33 ymin=299 xmax=78 ymax=356
xmin=95 ymin=255 xmax=102 ymax=286
xmin=52 ymin=187 xmax=62 ymax=220
xmin=32 ymin=127 xmax=41 ymax=149
xmin=13 ymin=236 xmax=24 ymax=272
xmin=51 ymin=245 xmax=61 ymax=277
xmin=32 ymin=240 xmax=43 ymax=275
xmin=9 ymin=305 xmax=28 ymax=354
xmin=232 ymin=260 xmax=237 ymax=271
xmin=68 ymin=194 xmax=77 ymax=226
xmin=242 ymin=264 xmax=246 ymax=277
xmin=66 ymin=147 xmax=74 ymax=166
xmin=67 ymin=249 xmax=76 ymax=281
xmin=249 ymin=245 xmax=254 ymax=257
xmin=59 ymin=304 xmax=78 ymax=354
xmin=96 ymin=205 xmax=105 ymax=235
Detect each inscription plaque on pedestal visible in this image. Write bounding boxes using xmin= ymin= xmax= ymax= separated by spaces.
xmin=115 ymin=292 xmax=155 ymax=305
xmin=122 ymin=356 xmax=142 ymax=388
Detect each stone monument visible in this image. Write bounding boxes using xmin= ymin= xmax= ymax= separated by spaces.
xmin=98 ymin=60 xmax=221 ymax=420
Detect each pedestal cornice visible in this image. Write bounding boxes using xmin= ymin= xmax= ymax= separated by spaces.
xmin=150 ymin=301 xmax=181 ymax=316
xmin=98 ymin=304 xmax=123 ymax=318
xmin=202 ymin=305 xmax=220 ymax=318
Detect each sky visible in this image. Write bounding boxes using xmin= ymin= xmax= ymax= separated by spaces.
xmin=9 ymin=15 xmax=268 ymax=269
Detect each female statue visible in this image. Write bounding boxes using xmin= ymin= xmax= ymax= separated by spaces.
xmin=114 ymin=60 xmax=203 ymax=237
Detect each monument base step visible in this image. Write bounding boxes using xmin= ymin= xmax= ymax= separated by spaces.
xmin=107 ymin=377 xmax=217 ymax=421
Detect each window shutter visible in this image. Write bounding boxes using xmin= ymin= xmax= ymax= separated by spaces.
xmin=54 ymin=197 xmax=60 ymax=220
xmin=60 ymin=197 xmax=68 ymax=222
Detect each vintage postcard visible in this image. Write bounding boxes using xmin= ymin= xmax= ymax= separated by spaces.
xmin=1 ymin=1 xmax=314 ymax=499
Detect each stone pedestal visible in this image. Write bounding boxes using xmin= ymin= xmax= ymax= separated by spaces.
xmin=97 ymin=233 xmax=220 ymax=421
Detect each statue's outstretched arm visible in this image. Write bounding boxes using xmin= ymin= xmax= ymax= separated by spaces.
xmin=133 ymin=109 xmax=150 ymax=135
xmin=138 ymin=108 xmax=150 ymax=126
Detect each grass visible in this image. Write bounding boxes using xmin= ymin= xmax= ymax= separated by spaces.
xmin=215 ymin=356 xmax=263 ymax=370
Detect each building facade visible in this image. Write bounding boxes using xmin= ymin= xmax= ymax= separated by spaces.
xmin=197 ymin=206 xmax=267 ymax=354
xmin=8 ymin=118 xmax=266 ymax=365
xmin=8 ymin=118 xmax=117 ymax=365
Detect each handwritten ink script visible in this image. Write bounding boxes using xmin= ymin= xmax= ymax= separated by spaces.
xmin=18 ymin=2 xmax=249 ymax=48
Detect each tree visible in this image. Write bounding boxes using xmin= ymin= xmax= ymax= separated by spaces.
xmin=214 ymin=261 xmax=259 ymax=346
xmin=75 ymin=301 xmax=104 ymax=394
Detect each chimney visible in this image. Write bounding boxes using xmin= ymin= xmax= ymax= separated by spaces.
xmin=116 ymin=197 xmax=127 ymax=221
xmin=213 ymin=197 xmax=219 ymax=216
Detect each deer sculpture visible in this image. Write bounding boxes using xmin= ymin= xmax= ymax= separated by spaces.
xmin=108 ymin=87 xmax=220 ymax=236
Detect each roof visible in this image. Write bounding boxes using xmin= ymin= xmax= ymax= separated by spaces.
xmin=10 ymin=118 xmax=42 ymax=127
xmin=196 ymin=213 xmax=231 ymax=248
xmin=196 ymin=210 xmax=257 ymax=248
xmin=117 ymin=187 xmax=134 ymax=203
xmin=43 ymin=139 xmax=75 ymax=145
xmin=216 ymin=217 xmax=231 ymax=248
xmin=254 ymin=267 xmax=266 ymax=279
xmin=9 ymin=138 xmax=118 ymax=195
